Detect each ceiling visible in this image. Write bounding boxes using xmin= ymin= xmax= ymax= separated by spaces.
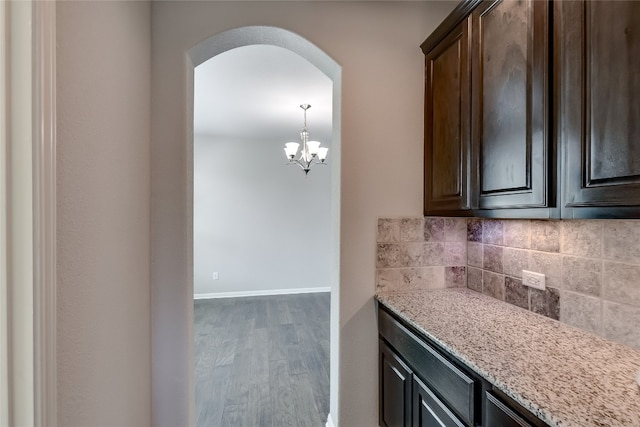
xmin=194 ymin=44 xmax=333 ymax=145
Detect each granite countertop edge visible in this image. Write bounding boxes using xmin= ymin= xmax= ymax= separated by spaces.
xmin=375 ymin=288 xmax=640 ymax=427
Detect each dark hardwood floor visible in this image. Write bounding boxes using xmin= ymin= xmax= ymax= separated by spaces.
xmin=194 ymin=292 xmax=330 ymax=427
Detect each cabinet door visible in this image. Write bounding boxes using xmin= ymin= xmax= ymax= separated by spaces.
xmin=413 ymin=376 xmax=465 ymax=427
xmin=472 ymin=0 xmax=551 ymax=210
xmin=558 ymin=0 xmax=640 ymax=218
xmin=424 ymin=18 xmax=472 ymax=215
xmin=380 ymin=340 xmax=412 ymax=427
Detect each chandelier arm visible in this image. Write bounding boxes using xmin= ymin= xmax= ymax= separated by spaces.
xmin=289 ymin=159 xmax=311 ymax=172
xmin=287 ymin=157 xmax=326 ymax=174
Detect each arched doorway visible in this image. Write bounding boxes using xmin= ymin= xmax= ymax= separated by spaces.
xmin=192 ymin=42 xmax=333 ymax=425
xmin=152 ymin=26 xmax=341 ymax=426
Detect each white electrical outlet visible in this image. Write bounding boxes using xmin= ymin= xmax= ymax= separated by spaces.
xmin=212 ymin=272 xmax=219 ymax=280
xmin=522 ymin=270 xmax=545 ymax=290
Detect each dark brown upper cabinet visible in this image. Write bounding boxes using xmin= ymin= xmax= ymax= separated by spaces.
xmin=472 ymin=0 xmax=552 ymax=212
xmin=422 ymin=0 xmax=640 ymax=219
xmin=421 ymin=0 xmax=554 ymax=218
xmin=557 ymin=0 xmax=640 ymax=218
xmin=423 ymin=17 xmax=472 ymax=215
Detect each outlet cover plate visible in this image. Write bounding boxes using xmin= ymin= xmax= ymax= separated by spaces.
xmin=522 ymin=270 xmax=545 ymax=290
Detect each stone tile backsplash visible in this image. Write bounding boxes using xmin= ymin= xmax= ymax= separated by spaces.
xmin=377 ymin=217 xmax=640 ymax=349
xmin=376 ymin=218 xmax=467 ymax=292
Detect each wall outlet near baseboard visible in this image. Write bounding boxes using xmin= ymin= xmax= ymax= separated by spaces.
xmin=212 ymin=272 xmax=219 ymax=280
xmin=522 ymin=270 xmax=545 ymax=290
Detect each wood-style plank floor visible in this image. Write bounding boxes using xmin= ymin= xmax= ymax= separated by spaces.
xmin=194 ymin=292 xmax=330 ymax=427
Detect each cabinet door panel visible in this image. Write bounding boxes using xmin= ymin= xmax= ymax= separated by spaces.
xmin=479 ymin=0 xmax=529 ymax=193
xmin=424 ymin=18 xmax=472 ymax=215
xmin=413 ymin=376 xmax=466 ymax=427
xmin=380 ymin=340 xmax=412 ymax=427
xmin=473 ymin=0 xmax=551 ymax=209
xmin=559 ymin=0 xmax=640 ymax=216
xmin=588 ymin=2 xmax=640 ymax=182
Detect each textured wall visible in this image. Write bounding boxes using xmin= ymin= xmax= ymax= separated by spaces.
xmin=377 ymin=217 xmax=640 ymax=350
xmin=56 ymin=1 xmax=151 ymax=425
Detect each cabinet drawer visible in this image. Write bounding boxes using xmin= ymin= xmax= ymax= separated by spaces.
xmin=414 ymin=376 xmax=466 ymax=427
xmin=484 ymin=391 xmax=533 ymax=427
xmin=484 ymin=389 xmax=549 ymax=427
xmin=379 ymin=309 xmax=476 ymax=426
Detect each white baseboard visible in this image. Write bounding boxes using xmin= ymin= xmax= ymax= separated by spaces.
xmin=326 ymin=413 xmax=336 ymax=427
xmin=194 ymin=286 xmax=330 ymax=300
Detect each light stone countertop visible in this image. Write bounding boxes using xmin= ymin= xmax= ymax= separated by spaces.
xmin=376 ymin=288 xmax=640 ymax=427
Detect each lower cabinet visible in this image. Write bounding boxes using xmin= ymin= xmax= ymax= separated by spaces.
xmin=380 ymin=339 xmax=465 ymax=427
xmin=378 ymin=305 xmax=549 ymax=427
xmin=379 ymin=340 xmax=412 ymax=427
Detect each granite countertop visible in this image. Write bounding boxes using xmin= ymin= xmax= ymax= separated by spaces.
xmin=376 ymin=288 xmax=640 ymax=427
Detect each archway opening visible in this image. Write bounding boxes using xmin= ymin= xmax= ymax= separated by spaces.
xmin=186 ymin=26 xmax=341 ymax=426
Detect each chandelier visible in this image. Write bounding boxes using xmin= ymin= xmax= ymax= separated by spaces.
xmin=283 ymin=104 xmax=328 ymax=175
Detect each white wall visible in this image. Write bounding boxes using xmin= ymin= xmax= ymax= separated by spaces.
xmin=151 ymin=1 xmax=455 ymax=426
xmin=56 ymin=1 xmax=151 ymax=425
xmin=3 ymin=2 xmax=34 ymax=424
xmin=193 ymin=133 xmax=332 ymax=296
xmin=0 ymin=5 xmax=7 ymax=421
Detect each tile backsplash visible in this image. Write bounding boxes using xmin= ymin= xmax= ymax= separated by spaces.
xmin=376 ymin=218 xmax=468 ymax=291
xmin=377 ymin=217 xmax=640 ymax=350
